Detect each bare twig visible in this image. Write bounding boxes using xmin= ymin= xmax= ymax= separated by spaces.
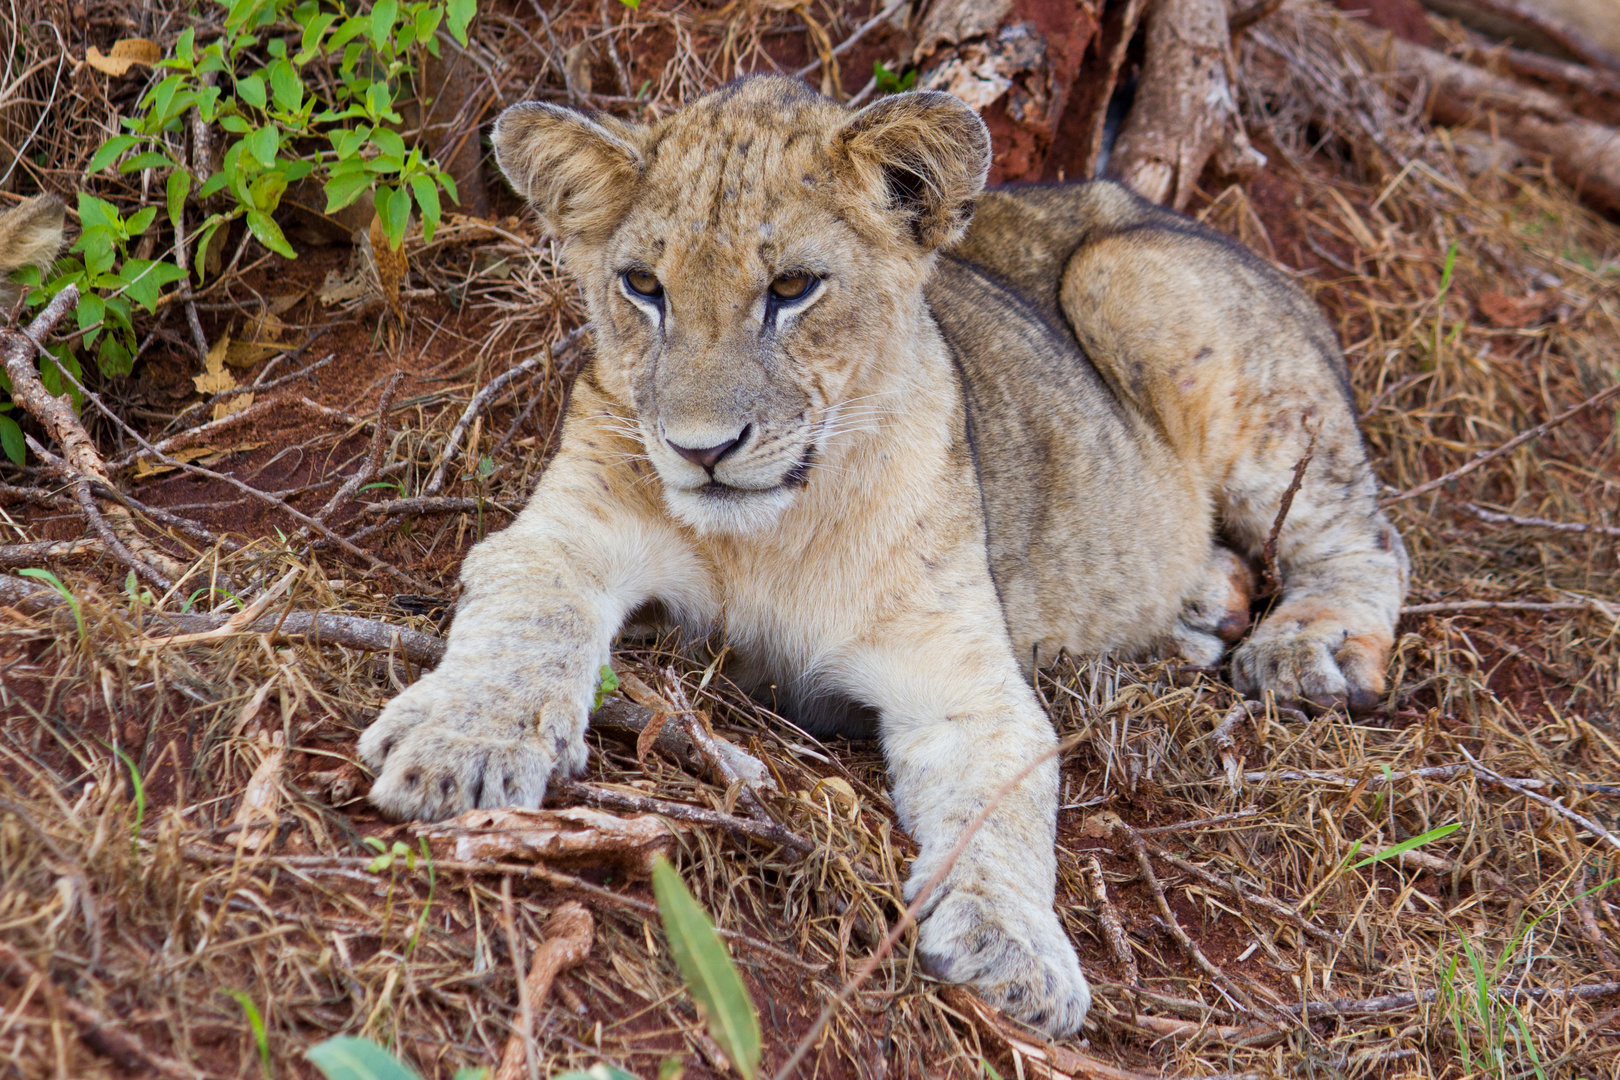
xmin=361 ymin=495 xmax=518 ymax=517
xmin=1382 ymin=383 xmax=1620 ymax=506
xmin=1260 ymin=426 xmax=1316 ymax=596
xmin=1462 ymin=502 xmax=1620 ymax=538
xmin=0 ymin=538 xmax=105 ymax=566
xmin=793 ymin=0 xmax=909 ymax=80
xmin=1116 ymin=822 xmax=1261 ymax=1014
xmin=0 ymin=940 xmax=207 ymax=1080
xmin=424 ymin=330 xmax=584 ymax=497
xmin=1461 ymin=746 xmax=1620 ymax=854
xmin=553 ymin=779 xmax=816 ymax=856
xmin=313 ymin=370 xmax=403 ymax=523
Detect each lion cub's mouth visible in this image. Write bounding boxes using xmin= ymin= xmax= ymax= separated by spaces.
xmin=692 ymin=450 xmax=814 ymax=501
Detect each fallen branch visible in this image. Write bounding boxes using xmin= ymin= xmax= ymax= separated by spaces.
xmin=1083 ymin=854 xmax=1141 ymax=988
xmin=0 ymin=538 xmax=106 ymax=566
xmin=0 ymin=940 xmax=207 ymax=1080
xmin=1116 ymin=822 xmax=1261 ymax=1014
xmin=940 ymin=987 xmax=1160 ymax=1080
xmin=423 ymin=329 xmax=585 ymax=497
xmin=494 ymin=903 xmax=594 ymax=1080
xmin=1382 ymin=383 xmax=1620 ymax=506
xmin=1287 ymin=980 xmax=1620 ymax=1016
xmin=0 ymin=574 xmax=448 ymax=665
xmin=3 ymin=285 xmax=187 ymax=584
xmin=361 ymin=495 xmax=517 ymax=517
xmin=1402 ymin=597 xmax=1618 ymax=620
xmin=419 ymin=806 xmax=676 ymax=877
xmin=1351 ymin=21 xmax=1620 ymax=212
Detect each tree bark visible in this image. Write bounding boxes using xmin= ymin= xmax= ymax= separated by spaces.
xmin=1104 ymin=0 xmax=1261 ymax=208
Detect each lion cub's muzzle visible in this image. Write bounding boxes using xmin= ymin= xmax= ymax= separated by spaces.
xmin=649 ymin=415 xmax=816 ymax=532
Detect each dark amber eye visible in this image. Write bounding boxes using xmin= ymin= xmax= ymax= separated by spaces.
xmin=770 ymin=274 xmax=814 ymax=301
xmin=624 ymin=270 xmax=662 ymax=298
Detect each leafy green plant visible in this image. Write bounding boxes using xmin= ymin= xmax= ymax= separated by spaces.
xmin=651 ymin=856 xmax=762 ymax=1078
xmin=4 ymin=0 xmax=475 ymax=454
xmin=873 ymin=60 xmax=916 ymax=95
xmin=17 ymin=568 xmax=84 ymax=642
xmin=593 ymin=664 xmax=620 ymax=710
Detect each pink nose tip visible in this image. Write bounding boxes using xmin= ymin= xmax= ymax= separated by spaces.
xmin=667 ymin=428 xmax=746 ymax=471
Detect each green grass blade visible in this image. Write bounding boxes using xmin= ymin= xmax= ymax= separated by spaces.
xmin=651 ymin=857 xmax=761 ymax=1079
xmin=1352 ymin=822 xmax=1461 ymax=868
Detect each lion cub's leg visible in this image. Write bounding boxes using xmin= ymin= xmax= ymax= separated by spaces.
xmin=848 ymin=606 xmax=1090 ymax=1037
xmin=1061 ymin=230 xmax=1408 ymax=712
xmin=1169 ymin=545 xmax=1255 ymax=666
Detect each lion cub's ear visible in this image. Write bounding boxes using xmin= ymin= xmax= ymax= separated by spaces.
xmin=492 ymin=102 xmax=644 ymax=244
xmin=835 ymin=91 xmax=991 ymax=250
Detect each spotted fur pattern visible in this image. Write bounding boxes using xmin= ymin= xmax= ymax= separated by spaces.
xmin=359 ymin=77 xmax=1408 ymax=1037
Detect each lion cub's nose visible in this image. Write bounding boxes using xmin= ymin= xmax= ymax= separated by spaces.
xmin=667 ymin=425 xmax=748 ymax=471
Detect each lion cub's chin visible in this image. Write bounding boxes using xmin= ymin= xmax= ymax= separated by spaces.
xmin=663 ymin=482 xmax=798 ymax=536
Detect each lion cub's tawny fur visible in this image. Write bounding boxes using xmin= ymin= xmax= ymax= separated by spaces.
xmin=361 ymin=78 xmax=1408 ymax=1036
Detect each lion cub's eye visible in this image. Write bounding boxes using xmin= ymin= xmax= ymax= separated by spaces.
xmin=769 ymin=274 xmax=814 ymax=301
xmin=624 ymin=270 xmax=663 ymax=298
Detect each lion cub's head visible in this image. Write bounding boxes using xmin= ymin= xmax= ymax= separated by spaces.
xmin=493 ymin=77 xmax=990 ymax=534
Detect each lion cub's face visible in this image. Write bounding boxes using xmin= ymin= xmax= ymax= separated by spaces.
xmin=494 ymin=78 xmax=990 ymax=534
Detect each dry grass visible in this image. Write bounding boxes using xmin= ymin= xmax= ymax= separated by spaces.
xmin=2 ymin=0 xmax=1619 ymax=1078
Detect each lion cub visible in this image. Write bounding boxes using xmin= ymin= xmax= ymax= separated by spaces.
xmin=361 ymin=77 xmax=1408 ymax=1036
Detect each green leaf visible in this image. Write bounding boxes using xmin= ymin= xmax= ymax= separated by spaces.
xmin=378 ymin=185 xmax=409 ymax=251
xmin=243 ymin=125 xmax=279 ymax=169
xmin=1352 ymin=823 xmax=1463 ymax=869
xmin=370 ymin=127 xmax=406 ymax=160
xmin=237 ymin=73 xmax=268 ymax=110
xmin=126 ymin=206 xmax=157 ymax=236
xmin=87 ymin=135 xmax=139 ymax=174
xmin=0 ymin=416 xmax=24 ymax=467
xmin=306 ymin=1036 xmax=424 ymax=1080
xmin=593 ymin=665 xmax=619 ymax=710
xmin=245 ymin=209 xmax=297 ymax=259
xmin=409 ymin=175 xmax=440 ymax=243
xmin=76 ymin=193 xmax=120 ymax=232
xmin=451 ymin=1069 xmax=490 ymax=1080
xmin=371 ymin=0 xmax=398 ymax=46
xmin=324 ymin=171 xmax=372 ymax=213
xmin=651 ymin=858 xmax=761 ymax=1079
xmin=447 ymin=0 xmax=476 ymax=45
xmin=269 ymin=59 xmax=303 ymax=112
xmin=117 ymin=151 xmax=178 ymax=174
xmin=198 ymin=170 xmax=230 ymax=199
xmin=118 ymin=259 xmax=187 ymax=312
xmin=167 ymin=169 xmax=192 ymax=226
xmin=77 ymin=293 xmax=105 ymax=338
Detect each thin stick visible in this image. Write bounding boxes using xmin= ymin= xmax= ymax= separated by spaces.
xmin=1260 ymin=427 xmax=1316 ymax=596
xmin=361 ymin=495 xmax=518 ymax=517
xmin=770 ymin=733 xmax=1083 ymax=1080
xmin=1117 ymin=823 xmax=1260 ymax=1014
xmin=552 ymin=779 xmax=815 ymax=856
xmin=0 ymin=538 xmax=105 ymax=566
xmin=313 ymin=370 xmax=403 ymax=523
xmin=794 ymin=0 xmax=909 ymax=80
xmin=1084 ymin=854 xmax=1141 ymax=988
xmin=1287 ymin=980 xmax=1620 ymax=1017
xmin=1403 ymin=598 xmax=1617 ymax=618
xmin=1381 ymin=383 xmax=1620 ymax=506
xmin=424 ymin=330 xmax=584 ymax=497
xmin=1462 ymin=502 xmax=1620 ymax=538
xmin=497 ymin=877 xmax=537 ymax=1080
xmin=1230 ymin=761 xmax=1620 ymax=797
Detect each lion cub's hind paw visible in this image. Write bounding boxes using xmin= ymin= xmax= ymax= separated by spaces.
xmin=918 ymin=888 xmax=1091 ymax=1037
xmin=1232 ymin=616 xmax=1389 ymax=715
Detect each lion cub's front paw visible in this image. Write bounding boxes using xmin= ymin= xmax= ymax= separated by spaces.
xmin=359 ymin=670 xmax=590 ymax=822
xmin=917 ymin=885 xmax=1091 ymax=1037
xmin=1232 ymin=613 xmax=1390 ymax=715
